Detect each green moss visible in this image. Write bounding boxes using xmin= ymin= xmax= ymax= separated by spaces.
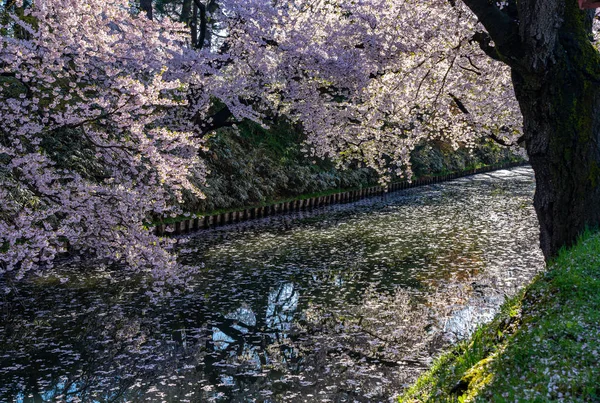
xmin=458 ymin=355 xmax=496 ymax=401
xmin=400 ymin=230 xmax=600 ymax=402
xmin=554 ymin=3 xmax=600 ymax=153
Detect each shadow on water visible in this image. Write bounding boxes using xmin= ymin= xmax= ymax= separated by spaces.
xmin=0 ymin=167 xmax=544 ymax=402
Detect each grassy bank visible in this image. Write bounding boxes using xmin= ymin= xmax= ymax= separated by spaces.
xmin=400 ymin=230 xmax=600 ymax=402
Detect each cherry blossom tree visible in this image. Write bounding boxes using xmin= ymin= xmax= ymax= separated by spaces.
xmin=195 ymin=0 xmax=521 ymax=178
xmin=2 ymin=0 xmax=598 ymax=282
xmin=199 ymin=0 xmax=600 ymax=259
xmin=0 ymin=0 xmax=207 ymax=283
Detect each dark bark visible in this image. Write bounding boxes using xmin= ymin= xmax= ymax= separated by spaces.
xmin=195 ymin=106 xmax=235 ymax=135
xmin=461 ymin=0 xmax=522 ymax=64
xmin=192 ymin=0 xmax=207 ymax=49
xmin=140 ymin=0 xmax=153 ymax=20
xmin=180 ymin=0 xmax=192 ymax=24
xmin=514 ymin=6 xmax=600 ymax=259
xmin=462 ymin=0 xmax=600 ymax=259
xmin=198 ymin=1 xmax=207 ymax=50
xmin=191 ymin=1 xmax=198 ymax=47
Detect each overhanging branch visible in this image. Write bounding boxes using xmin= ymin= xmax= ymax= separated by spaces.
xmin=489 ymin=132 xmax=525 ymax=147
xmin=194 ymin=106 xmax=236 ymax=136
xmin=448 ymin=93 xmax=470 ymax=114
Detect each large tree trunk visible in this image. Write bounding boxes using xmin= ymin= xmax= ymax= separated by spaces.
xmin=514 ymin=3 xmax=600 ymax=259
xmin=464 ymin=0 xmax=600 ymax=259
xmin=514 ymin=63 xmax=600 ymax=260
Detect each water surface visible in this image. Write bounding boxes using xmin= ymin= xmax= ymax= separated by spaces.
xmin=0 ymin=167 xmax=544 ymax=402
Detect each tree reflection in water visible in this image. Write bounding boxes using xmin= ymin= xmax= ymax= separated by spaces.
xmin=0 ymin=167 xmax=544 ymax=402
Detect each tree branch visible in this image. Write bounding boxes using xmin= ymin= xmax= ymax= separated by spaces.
xmin=140 ymin=0 xmax=153 ymax=20
xmin=460 ymin=0 xmax=522 ymax=64
xmin=192 ymin=0 xmax=207 ymax=49
xmin=194 ymin=106 xmax=236 ymax=135
xmin=489 ymin=132 xmax=525 ymax=147
xmin=448 ymin=93 xmax=470 ymax=114
xmin=470 ymin=31 xmax=503 ymax=62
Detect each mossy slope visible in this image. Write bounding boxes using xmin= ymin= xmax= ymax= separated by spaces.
xmin=400 ymin=230 xmax=600 ymax=402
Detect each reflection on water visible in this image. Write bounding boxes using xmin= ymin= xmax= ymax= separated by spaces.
xmin=0 ymin=167 xmax=544 ymax=402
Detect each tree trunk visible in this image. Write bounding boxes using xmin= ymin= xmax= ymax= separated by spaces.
xmin=513 ymin=4 xmax=600 ymax=259
xmin=140 ymin=0 xmax=153 ymax=20
xmin=191 ymin=2 xmax=198 ymax=47
xmin=181 ymin=0 xmax=192 ymax=24
xmin=514 ymin=67 xmax=600 ymax=260
xmin=191 ymin=0 xmax=207 ymax=49
xmin=463 ymin=0 xmax=600 ymax=259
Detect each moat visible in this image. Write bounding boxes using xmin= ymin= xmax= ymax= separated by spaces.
xmin=0 ymin=166 xmax=543 ymax=402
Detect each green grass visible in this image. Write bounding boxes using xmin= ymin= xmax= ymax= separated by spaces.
xmin=400 ymin=229 xmax=600 ymax=402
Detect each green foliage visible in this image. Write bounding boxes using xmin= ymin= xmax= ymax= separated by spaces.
xmin=410 ymin=139 xmax=519 ymax=179
xmin=0 ymin=0 xmax=36 ymax=39
xmin=40 ymin=127 xmax=109 ymax=181
xmin=184 ymin=117 xmax=379 ymax=213
xmin=235 ymin=118 xmax=305 ymax=163
xmin=182 ymin=117 xmax=521 ymax=215
xmin=0 ymin=76 xmax=28 ymax=99
xmin=400 ymin=230 xmax=600 ymax=402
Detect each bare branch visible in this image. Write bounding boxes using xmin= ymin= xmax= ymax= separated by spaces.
xmin=448 ymin=93 xmax=470 ymax=114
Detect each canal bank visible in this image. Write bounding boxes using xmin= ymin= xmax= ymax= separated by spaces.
xmin=155 ymin=161 xmax=528 ymax=236
xmin=400 ymin=230 xmax=600 ymax=402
